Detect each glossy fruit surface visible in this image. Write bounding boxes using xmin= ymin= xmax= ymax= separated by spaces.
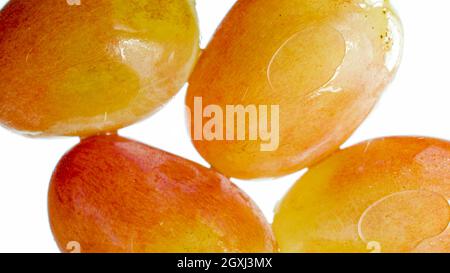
xmin=273 ymin=137 xmax=450 ymax=253
xmin=0 ymin=0 xmax=199 ymax=136
xmin=48 ymin=135 xmax=276 ymax=253
xmin=186 ymin=0 xmax=403 ymax=179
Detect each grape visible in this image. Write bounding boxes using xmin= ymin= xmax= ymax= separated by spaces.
xmin=186 ymin=0 xmax=403 ymax=179
xmin=48 ymin=135 xmax=276 ymax=253
xmin=0 ymin=0 xmax=200 ymax=136
xmin=273 ymin=137 xmax=450 ymax=253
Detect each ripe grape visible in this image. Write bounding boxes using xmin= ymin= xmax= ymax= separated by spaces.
xmin=48 ymin=135 xmax=276 ymax=253
xmin=186 ymin=0 xmax=403 ymax=179
xmin=273 ymin=137 xmax=450 ymax=253
xmin=0 ymin=0 xmax=200 ymax=136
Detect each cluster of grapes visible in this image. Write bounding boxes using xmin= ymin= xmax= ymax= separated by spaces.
xmin=0 ymin=0 xmax=448 ymax=253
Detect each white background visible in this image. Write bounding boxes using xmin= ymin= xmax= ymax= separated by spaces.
xmin=0 ymin=0 xmax=449 ymax=253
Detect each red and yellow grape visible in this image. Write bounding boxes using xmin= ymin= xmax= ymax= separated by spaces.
xmin=273 ymin=137 xmax=450 ymax=253
xmin=49 ymin=135 xmax=277 ymax=253
xmin=0 ymin=0 xmax=199 ymax=136
xmin=186 ymin=0 xmax=403 ymax=179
